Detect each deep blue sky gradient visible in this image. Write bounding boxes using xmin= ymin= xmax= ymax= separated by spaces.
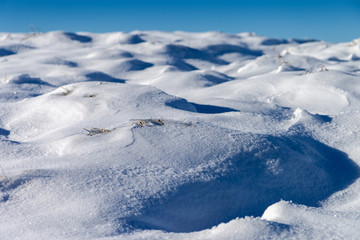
xmin=0 ymin=0 xmax=359 ymax=42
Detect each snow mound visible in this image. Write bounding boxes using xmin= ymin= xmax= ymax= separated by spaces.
xmin=127 ymin=133 xmax=359 ymax=232
xmin=119 ymin=34 xmax=145 ymax=44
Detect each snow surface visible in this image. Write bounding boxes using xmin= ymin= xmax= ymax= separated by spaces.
xmin=1 ymin=31 xmax=360 ymax=239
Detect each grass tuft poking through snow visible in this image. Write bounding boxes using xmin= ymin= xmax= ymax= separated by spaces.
xmin=84 ymin=128 xmax=111 ymax=136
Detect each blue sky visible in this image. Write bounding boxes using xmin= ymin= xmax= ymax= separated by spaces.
xmin=0 ymin=0 xmax=359 ymax=42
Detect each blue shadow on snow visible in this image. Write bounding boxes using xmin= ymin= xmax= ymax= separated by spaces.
xmin=167 ymin=99 xmax=239 ymax=114
xmin=64 ymin=32 xmax=92 ymax=43
xmin=9 ymin=74 xmax=54 ymax=86
xmin=126 ymin=134 xmax=360 ymax=232
xmin=85 ymin=72 xmax=125 ymax=83
xmin=0 ymin=128 xmax=10 ymax=136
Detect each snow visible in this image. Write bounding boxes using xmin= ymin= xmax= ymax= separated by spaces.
xmin=1 ymin=31 xmax=360 ymax=239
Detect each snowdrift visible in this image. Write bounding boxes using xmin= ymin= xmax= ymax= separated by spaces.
xmin=1 ymin=31 xmax=360 ymax=239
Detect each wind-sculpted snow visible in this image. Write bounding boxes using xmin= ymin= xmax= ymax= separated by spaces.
xmin=127 ymin=133 xmax=359 ymax=232
xmin=0 ymin=31 xmax=360 ymax=239
xmin=162 ymin=44 xmax=228 ymax=65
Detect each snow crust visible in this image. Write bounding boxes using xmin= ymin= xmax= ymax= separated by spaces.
xmin=1 ymin=31 xmax=360 ymax=239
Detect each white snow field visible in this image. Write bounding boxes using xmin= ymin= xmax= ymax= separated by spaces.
xmin=1 ymin=31 xmax=360 ymax=239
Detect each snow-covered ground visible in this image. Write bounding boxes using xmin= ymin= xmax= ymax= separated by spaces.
xmin=1 ymin=31 xmax=360 ymax=239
